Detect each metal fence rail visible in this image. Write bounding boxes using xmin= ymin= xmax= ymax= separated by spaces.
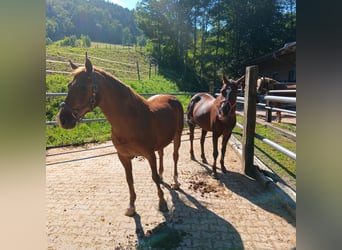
xmin=45 ymin=92 xmax=196 ymax=125
xmin=46 ymin=89 xmax=296 ymax=161
xmin=236 ymin=92 xmax=296 ymax=160
xmin=237 ymin=95 xmax=297 ymax=116
xmin=236 ymin=122 xmax=296 ymax=160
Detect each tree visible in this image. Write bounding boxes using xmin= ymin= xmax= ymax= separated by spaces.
xmin=46 ymin=0 xmax=140 ymax=44
xmin=81 ymin=34 xmax=91 ymax=47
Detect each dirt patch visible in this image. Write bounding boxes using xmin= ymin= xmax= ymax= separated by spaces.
xmin=187 ymin=172 xmax=225 ymax=198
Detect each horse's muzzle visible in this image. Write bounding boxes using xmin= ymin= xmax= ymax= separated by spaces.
xmin=56 ymin=109 xmax=77 ymax=129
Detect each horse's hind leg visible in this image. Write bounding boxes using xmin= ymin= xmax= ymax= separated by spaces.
xmin=171 ymin=134 xmax=181 ymax=190
xmin=200 ymin=129 xmax=208 ymax=164
xmin=146 ymin=152 xmax=168 ymax=212
xmin=189 ymin=122 xmax=195 ymax=160
xmin=157 ymin=149 xmax=164 ymax=181
xmin=212 ymin=133 xmax=219 ymax=174
xmin=118 ymin=154 xmax=136 ymax=217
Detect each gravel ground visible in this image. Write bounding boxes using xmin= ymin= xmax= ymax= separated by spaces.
xmin=46 ymin=128 xmax=296 ymax=249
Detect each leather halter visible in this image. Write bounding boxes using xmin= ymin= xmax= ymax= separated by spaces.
xmin=59 ymin=72 xmax=98 ymax=122
xmin=218 ymin=85 xmax=236 ymax=118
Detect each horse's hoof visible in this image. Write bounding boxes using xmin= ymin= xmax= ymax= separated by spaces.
xmin=171 ymin=182 xmax=181 ymax=190
xmin=202 ymin=158 xmax=208 ymax=164
xmin=221 ymin=167 xmax=228 ymax=174
xmin=190 ymin=154 xmax=195 ymax=160
xmin=159 ymin=200 xmax=168 ymax=212
xmin=124 ymin=207 xmax=136 ymax=217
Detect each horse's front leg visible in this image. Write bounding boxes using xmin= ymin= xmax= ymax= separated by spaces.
xmin=275 ymin=102 xmax=282 ymax=122
xmin=220 ymin=133 xmax=231 ymax=173
xmin=118 ymin=153 xmax=136 ymax=217
xmin=146 ymin=152 xmax=168 ymax=212
xmin=200 ymin=129 xmax=208 ymax=164
xmin=212 ymin=132 xmax=219 ymax=174
xmin=276 ymin=111 xmax=282 ymax=123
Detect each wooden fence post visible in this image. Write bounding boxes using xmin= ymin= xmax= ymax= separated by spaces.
xmin=266 ymin=99 xmax=272 ymax=122
xmin=149 ymin=63 xmax=151 ymax=79
xmin=136 ymin=61 xmax=141 ymax=82
xmin=242 ymin=65 xmax=258 ymax=176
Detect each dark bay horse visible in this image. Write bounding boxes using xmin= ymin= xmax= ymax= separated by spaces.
xmin=56 ymin=55 xmax=184 ymax=216
xmin=186 ymin=74 xmax=245 ymax=175
xmin=257 ymin=76 xmax=296 ymax=123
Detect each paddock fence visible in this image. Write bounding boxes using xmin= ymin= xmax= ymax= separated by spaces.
xmin=46 ymin=63 xmax=295 ymax=183
xmin=46 ymin=91 xmax=296 ymax=161
xmin=46 ymin=52 xmax=158 ymax=82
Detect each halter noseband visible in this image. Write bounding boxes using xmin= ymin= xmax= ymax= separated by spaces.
xmin=218 ymin=85 xmax=236 ymax=118
xmin=60 ymin=72 xmax=98 ymax=122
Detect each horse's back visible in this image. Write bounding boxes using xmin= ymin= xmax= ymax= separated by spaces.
xmin=274 ymin=83 xmax=297 ymax=97
xmin=148 ymin=94 xmax=184 ymax=120
xmin=187 ymin=93 xmax=215 ymax=131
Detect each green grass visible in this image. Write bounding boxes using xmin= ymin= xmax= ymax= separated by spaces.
xmin=233 ymin=114 xmax=296 ymax=179
xmin=272 ymin=121 xmax=296 ymax=133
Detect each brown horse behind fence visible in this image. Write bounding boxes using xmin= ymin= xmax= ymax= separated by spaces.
xmin=186 ymin=74 xmax=245 ymax=175
xmin=56 ymin=54 xmax=184 ymax=216
xmin=256 ymin=76 xmax=296 ymax=123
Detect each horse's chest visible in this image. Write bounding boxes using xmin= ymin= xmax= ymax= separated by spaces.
xmin=111 ymin=135 xmax=140 ymax=155
xmin=214 ymin=117 xmax=236 ymax=134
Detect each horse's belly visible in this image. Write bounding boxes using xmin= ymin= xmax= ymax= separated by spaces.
xmin=193 ymin=102 xmax=213 ymax=131
xmin=111 ymin=136 xmax=146 ymax=157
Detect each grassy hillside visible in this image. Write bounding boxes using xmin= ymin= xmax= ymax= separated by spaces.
xmin=46 ymin=43 xmax=192 ymax=147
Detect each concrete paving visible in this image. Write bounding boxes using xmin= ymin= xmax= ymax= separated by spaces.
xmin=46 ymin=129 xmax=296 ymax=249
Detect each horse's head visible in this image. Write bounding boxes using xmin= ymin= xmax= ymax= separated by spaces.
xmin=217 ymin=73 xmax=244 ymax=120
xmin=57 ymin=54 xmax=99 ymax=129
xmin=256 ymin=76 xmax=276 ymax=95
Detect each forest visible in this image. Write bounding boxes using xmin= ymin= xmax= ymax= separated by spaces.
xmin=46 ymin=0 xmax=296 ymax=90
xmin=46 ymin=0 xmax=141 ymax=45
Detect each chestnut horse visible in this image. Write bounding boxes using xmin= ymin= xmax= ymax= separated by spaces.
xmin=256 ymin=76 xmax=296 ymax=123
xmin=56 ymin=55 xmax=184 ymax=216
xmin=186 ymin=74 xmax=245 ymax=175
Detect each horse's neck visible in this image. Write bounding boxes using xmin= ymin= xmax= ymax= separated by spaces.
xmin=97 ymin=78 xmax=148 ymax=124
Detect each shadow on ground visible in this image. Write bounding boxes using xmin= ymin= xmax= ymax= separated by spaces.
xmin=133 ymin=184 xmax=243 ymax=249
xmin=194 ymin=158 xmax=295 ymax=227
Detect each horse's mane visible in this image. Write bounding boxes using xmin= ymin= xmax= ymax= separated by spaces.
xmin=70 ymin=66 xmax=120 ymax=82
xmin=98 ymin=67 xmax=150 ymax=111
xmin=70 ymin=66 xmax=149 ymax=110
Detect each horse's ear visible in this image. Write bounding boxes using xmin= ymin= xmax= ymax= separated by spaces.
xmin=85 ymin=52 xmax=93 ymax=75
xmin=235 ymin=75 xmax=245 ymax=86
xmin=222 ymin=71 xmax=229 ymax=84
xmin=69 ymin=60 xmax=78 ymax=70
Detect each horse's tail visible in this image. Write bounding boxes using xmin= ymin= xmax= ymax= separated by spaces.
xmin=186 ymin=95 xmax=200 ymax=126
